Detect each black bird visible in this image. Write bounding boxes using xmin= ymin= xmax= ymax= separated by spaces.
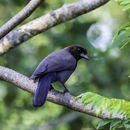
xmin=30 ymin=45 xmax=89 ymax=107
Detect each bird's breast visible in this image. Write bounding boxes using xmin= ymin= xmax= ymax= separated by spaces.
xmin=56 ymin=70 xmax=75 ymax=84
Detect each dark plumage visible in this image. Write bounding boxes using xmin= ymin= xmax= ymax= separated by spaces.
xmin=30 ymin=45 xmax=89 ymax=107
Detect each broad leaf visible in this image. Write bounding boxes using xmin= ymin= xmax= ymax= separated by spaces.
xmin=97 ymin=119 xmax=112 ymax=129
xmin=110 ymin=119 xmax=121 ymax=130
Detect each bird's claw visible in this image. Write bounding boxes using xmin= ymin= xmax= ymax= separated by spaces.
xmin=49 ymin=85 xmax=54 ymax=91
xmin=63 ymin=88 xmax=69 ymax=94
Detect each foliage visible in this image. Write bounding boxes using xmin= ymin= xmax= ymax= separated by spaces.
xmin=75 ymin=92 xmax=130 ymax=129
xmin=112 ymin=0 xmax=130 ymax=48
xmin=112 ymin=23 xmax=130 ymax=48
xmin=75 ymin=92 xmax=130 ymax=119
xmin=97 ymin=118 xmax=130 ymax=130
xmin=115 ymin=0 xmax=130 ymax=11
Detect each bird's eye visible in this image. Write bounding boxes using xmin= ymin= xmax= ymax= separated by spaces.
xmin=77 ymin=48 xmax=82 ymax=53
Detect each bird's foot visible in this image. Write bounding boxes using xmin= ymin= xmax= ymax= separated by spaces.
xmin=63 ymin=88 xmax=69 ymax=94
xmin=49 ymin=85 xmax=54 ymax=91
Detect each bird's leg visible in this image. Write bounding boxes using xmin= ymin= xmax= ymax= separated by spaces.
xmin=63 ymin=84 xmax=69 ymax=93
xmin=49 ymin=84 xmax=54 ymax=90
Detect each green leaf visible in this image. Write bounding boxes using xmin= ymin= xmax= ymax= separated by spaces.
xmin=121 ymin=0 xmax=130 ymax=4
xmin=97 ymin=118 xmax=130 ymax=130
xmin=76 ymin=92 xmax=130 ymax=129
xmin=97 ymin=119 xmax=112 ymax=129
xmin=113 ymin=22 xmax=130 ymax=40
xmin=76 ymin=92 xmax=130 ymax=119
xmin=123 ymin=118 xmax=130 ymax=124
xmin=110 ymin=120 xmax=121 ymax=130
xmin=123 ymin=4 xmax=130 ymax=11
xmin=112 ymin=30 xmax=130 ymax=48
xmin=93 ymin=97 xmax=105 ymax=116
xmin=124 ymin=123 xmax=130 ymax=129
xmin=82 ymin=94 xmax=98 ymax=106
xmin=115 ymin=0 xmax=130 ymax=10
xmin=123 ymin=118 xmax=130 ymax=129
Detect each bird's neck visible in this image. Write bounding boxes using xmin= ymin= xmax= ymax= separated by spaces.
xmin=65 ymin=48 xmax=80 ymax=61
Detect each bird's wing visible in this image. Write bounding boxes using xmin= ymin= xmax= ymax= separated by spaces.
xmin=30 ymin=50 xmax=76 ymax=80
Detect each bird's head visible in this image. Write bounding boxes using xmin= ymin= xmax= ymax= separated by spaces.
xmin=65 ymin=45 xmax=90 ymax=60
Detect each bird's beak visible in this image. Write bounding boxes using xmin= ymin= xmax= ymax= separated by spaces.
xmin=80 ymin=53 xmax=90 ymax=60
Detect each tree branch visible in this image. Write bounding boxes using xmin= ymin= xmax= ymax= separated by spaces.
xmin=0 ymin=0 xmax=43 ymax=39
xmin=0 ymin=0 xmax=110 ymax=55
xmin=0 ymin=66 xmax=124 ymax=120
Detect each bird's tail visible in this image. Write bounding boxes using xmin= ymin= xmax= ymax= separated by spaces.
xmin=32 ymin=73 xmax=54 ymax=108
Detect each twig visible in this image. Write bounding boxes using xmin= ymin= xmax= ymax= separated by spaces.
xmin=0 ymin=0 xmax=43 ymax=39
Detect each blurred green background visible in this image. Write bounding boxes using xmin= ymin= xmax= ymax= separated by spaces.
xmin=0 ymin=0 xmax=130 ymax=129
